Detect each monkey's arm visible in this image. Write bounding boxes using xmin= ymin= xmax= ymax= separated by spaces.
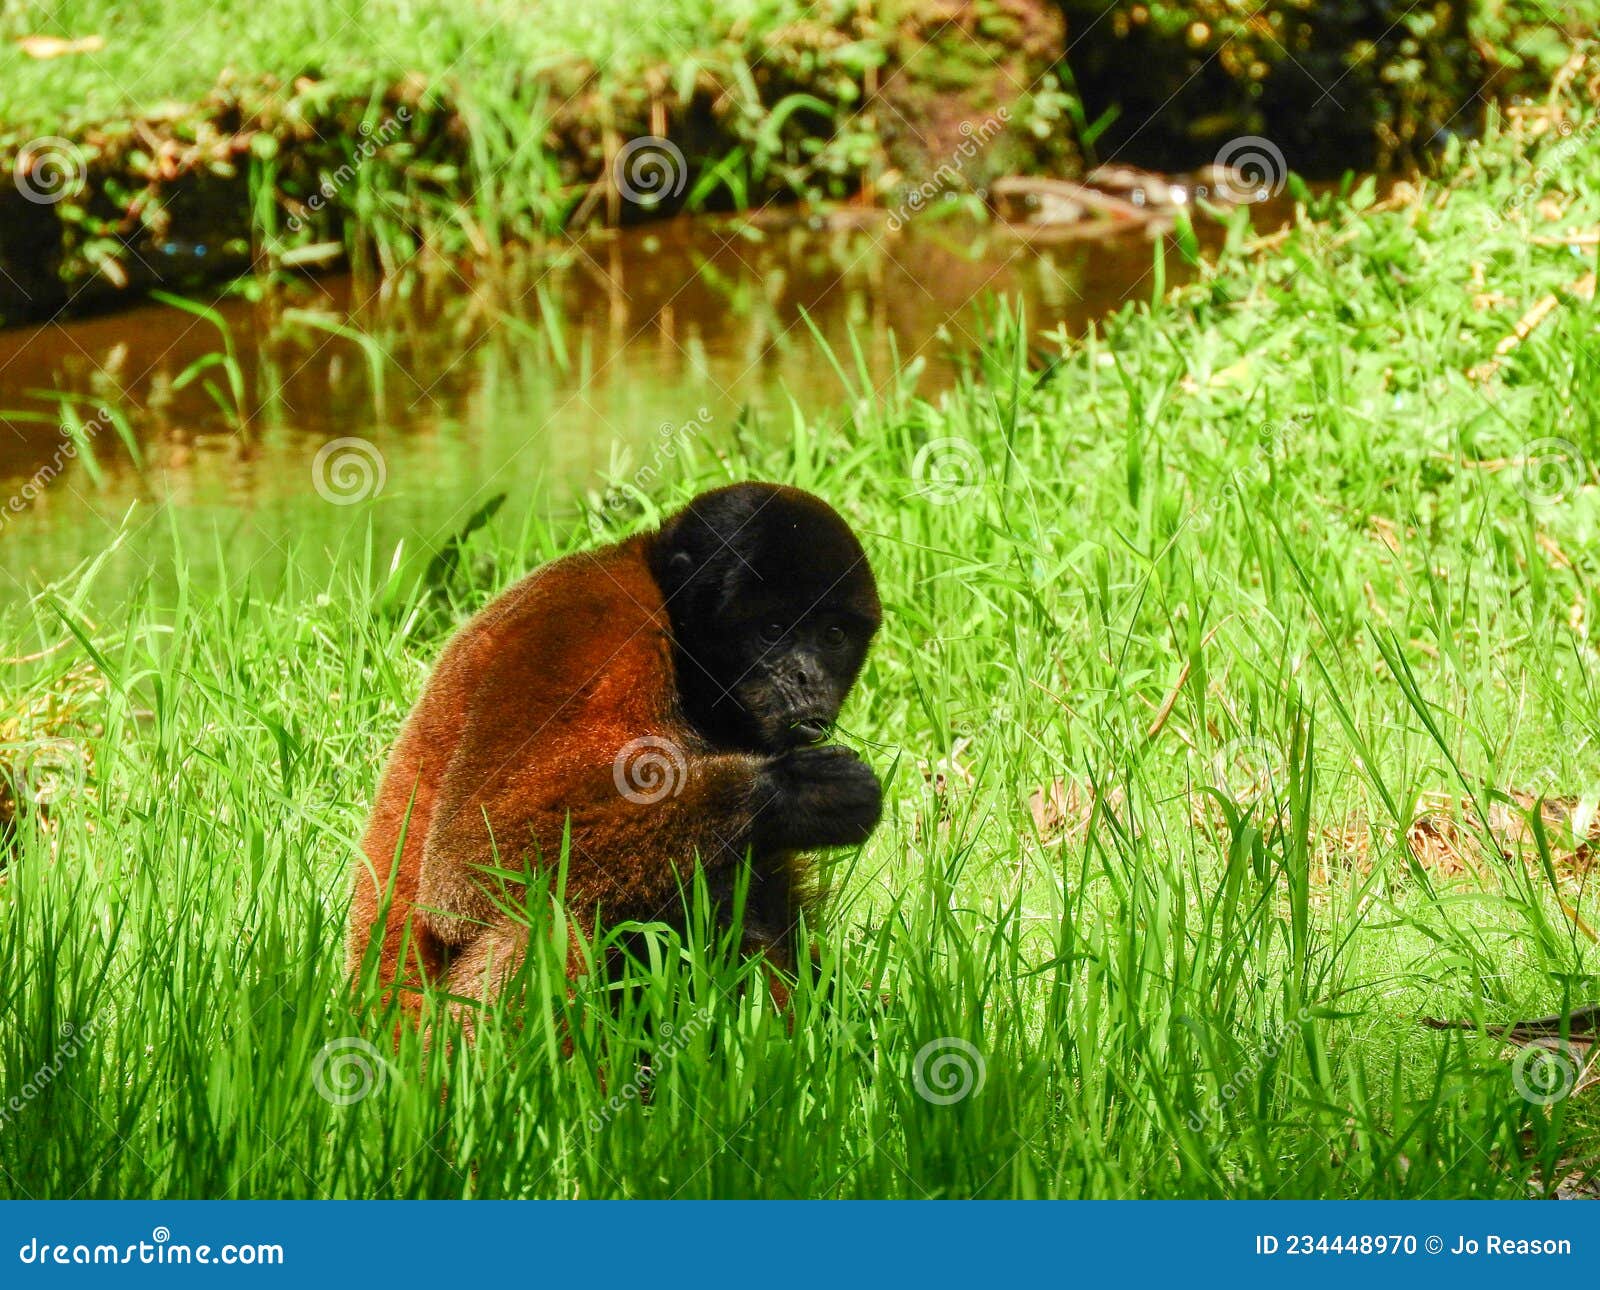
xmin=416 ymin=746 xmax=769 ymax=943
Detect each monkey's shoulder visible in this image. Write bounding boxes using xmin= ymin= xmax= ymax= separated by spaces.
xmin=435 ymin=535 xmax=673 ymax=719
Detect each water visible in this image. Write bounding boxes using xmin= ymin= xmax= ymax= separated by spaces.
xmin=0 ymin=212 xmax=1219 ymax=598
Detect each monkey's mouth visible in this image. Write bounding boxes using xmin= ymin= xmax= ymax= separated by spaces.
xmin=790 ymin=717 xmax=831 ymax=745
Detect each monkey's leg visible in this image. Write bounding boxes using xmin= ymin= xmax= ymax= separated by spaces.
xmin=445 ymin=909 xmax=594 ymax=1000
xmin=443 ymin=918 xmax=527 ymax=1009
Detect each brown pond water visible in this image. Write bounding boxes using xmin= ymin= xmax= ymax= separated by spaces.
xmin=0 ymin=212 xmax=1233 ymax=597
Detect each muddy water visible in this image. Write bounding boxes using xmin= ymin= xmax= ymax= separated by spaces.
xmin=0 ymin=213 xmax=1212 ymax=595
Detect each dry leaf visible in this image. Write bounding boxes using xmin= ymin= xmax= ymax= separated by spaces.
xmin=1550 ymin=1165 xmax=1600 ymax=1200
xmin=918 ymin=736 xmax=973 ymax=797
xmin=1469 ymin=273 xmax=1598 ymax=381
xmin=16 ymin=34 xmax=104 ymax=58
xmin=1406 ymin=802 xmax=1487 ymax=880
xmin=1026 ymin=778 xmax=1124 ymax=846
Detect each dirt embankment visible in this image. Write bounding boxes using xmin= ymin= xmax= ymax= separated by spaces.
xmin=2 ymin=0 xmax=1565 ymax=325
xmin=0 ymin=0 xmax=1079 ymax=324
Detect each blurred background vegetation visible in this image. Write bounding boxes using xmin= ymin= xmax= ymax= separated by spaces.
xmin=0 ymin=0 xmax=1593 ymax=321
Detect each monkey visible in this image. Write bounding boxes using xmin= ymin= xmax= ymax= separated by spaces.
xmin=347 ymin=481 xmax=884 ymax=1016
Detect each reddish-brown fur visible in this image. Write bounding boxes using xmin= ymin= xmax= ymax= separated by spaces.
xmin=349 ymin=535 xmax=770 ymax=1007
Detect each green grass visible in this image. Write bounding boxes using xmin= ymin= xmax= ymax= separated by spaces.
xmin=3 ymin=89 xmax=1600 ymax=1198
xmin=0 ymin=0 xmax=822 ymax=134
xmin=0 ymin=0 xmax=907 ymax=314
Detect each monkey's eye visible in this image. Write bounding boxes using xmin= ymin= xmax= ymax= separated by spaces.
xmin=822 ymin=624 xmax=847 ymax=648
xmin=759 ymin=622 xmax=785 ymax=644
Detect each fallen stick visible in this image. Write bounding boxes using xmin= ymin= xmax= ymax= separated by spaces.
xmin=1422 ymin=1004 xmax=1600 ymax=1038
xmin=1468 ymin=272 xmax=1597 ymax=381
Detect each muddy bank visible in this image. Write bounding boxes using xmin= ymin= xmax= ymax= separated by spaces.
xmin=0 ymin=204 xmax=1284 ymax=594
xmin=0 ymin=0 xmax=1074 ymax=326
xmin=0 ymin=0 xmax=1578 ymax=326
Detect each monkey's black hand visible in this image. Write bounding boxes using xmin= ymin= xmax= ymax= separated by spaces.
xmin=754 ymin=745 xmax=882 ymax=851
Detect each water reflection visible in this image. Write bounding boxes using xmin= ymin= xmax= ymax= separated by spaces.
xmin=0 ymin=212 xmax=1204 ymax=593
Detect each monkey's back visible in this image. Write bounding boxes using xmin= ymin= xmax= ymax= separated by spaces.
xmin=348 ymin=534 xmax=674 ymax=993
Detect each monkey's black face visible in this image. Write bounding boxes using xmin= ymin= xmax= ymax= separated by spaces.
xmin=649 ymin=483 xmax=881 ymax=753
xmin=718 ymin=599 xmax=877 ymax=750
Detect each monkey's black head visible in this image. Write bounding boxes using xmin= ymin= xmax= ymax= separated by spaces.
xmin=650 ymin=482 xmax=881 ymax=753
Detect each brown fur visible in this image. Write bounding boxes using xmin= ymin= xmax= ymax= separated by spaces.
xmin=350 ymin=483 xmax=883 ymax=1020
xmin=350 ymin=537 xmax=781 ymax=1007
xmin=345 ymin=473 xmax=896 ymax=1030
